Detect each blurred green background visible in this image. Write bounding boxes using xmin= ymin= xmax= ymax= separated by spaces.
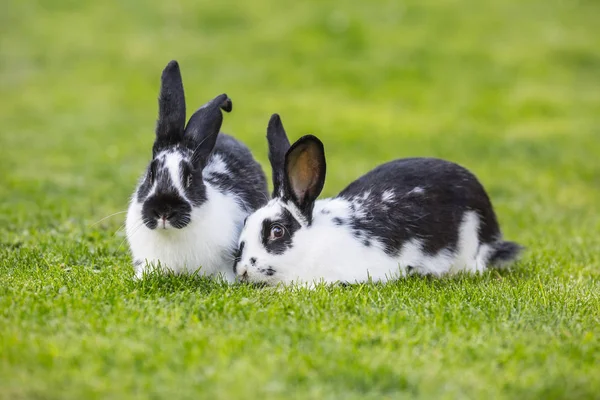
xmin=1 ymin=0 xmax=599 ymax=399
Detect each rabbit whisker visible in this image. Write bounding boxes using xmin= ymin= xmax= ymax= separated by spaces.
xmin=113 ymin=222 xmax=127 ymax=237
xmin=91 ymin=210 xmax=128 ymax=227
xmin=120 ymin=221 xmax=145 ymax=250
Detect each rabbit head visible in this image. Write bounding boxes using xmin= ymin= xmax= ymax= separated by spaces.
xmin=136 ymin=60 xmax=232 ymax=230
xmin=234 ymin=114 xmax=326 ymax=284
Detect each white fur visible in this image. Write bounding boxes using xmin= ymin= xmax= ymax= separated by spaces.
xmin=450 ymin=211 xmax=482 ymax=273
xmin=381 ymin=190 xmax=395 ymax=203
xmin=237 ymin=199 xmax=492 ymax=286
xmin=164 ymin=152 xmax=187 ymax=197
xmin=406 ymin=186 xmax=425 ymax=195
xmin=126 ymin=151 xmax=246 ymax=281
xmin=204 ymin=154 xmax=229 ymax=176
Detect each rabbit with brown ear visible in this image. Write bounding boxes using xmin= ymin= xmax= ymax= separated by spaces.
xmin=234 ymin=114 xmax=522 ymax=286
xmin=125 ymin=61 xmax=268 ymax=281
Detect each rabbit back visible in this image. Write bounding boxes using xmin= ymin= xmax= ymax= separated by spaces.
xmin=206 ymin=133 xmax=268 ymax=211
xmin=330 ymin=157 xmax=519 ymax=274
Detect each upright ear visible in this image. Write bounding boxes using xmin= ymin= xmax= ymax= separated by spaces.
xmin=283 ymin=135 xmax=326 ymax=223
xmin=266 ymin=114 xmax=291 ymax=197
xmin=184 ymin=93 xmax=232 ymax=168
xmin=154 ymin=60 xmax=186 ymax=156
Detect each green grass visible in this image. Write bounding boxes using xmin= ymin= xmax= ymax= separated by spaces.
xmin=1 ymin=0 xmax=599 ymax=398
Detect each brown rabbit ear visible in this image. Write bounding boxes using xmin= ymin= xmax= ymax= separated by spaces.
xmin=183 ymin=93 xmax=232 ymax=169
xmin=266 ymin=114 xmax=291 ymax=198
xmin=154 ymin=60 xmax=186 ymax=156
xmin=283 ymin=135 xmax=326 ymax=224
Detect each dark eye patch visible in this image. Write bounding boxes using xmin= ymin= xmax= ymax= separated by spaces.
xmin=137 ymin=159 xmax=162 ymax=202
xmin=259 ymin=267 xmax=276 ymax=276
xmin=261 ymin=208 xmax=301 ymax=255
xmin=149 ymin=161 xmax=158 ymax=182
xmin=180 ymin=161 xmax=193 ymax=183
xmin=233 ymin=241 xmax=244 ymax=274
xmin=178 ymin=159 xmax=207 ymax=206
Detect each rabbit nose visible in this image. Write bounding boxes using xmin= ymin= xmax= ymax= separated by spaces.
xmin=150 ymin=206 xmax=174 ymax=220
xmin=237 ymin=270 xmax=249 ymax=282
xmin=236 ymin=265 xmax=248 ymax=281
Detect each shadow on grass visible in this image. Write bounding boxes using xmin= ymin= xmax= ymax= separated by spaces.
xmin=330 ymin=262 xmax=532 ymax=290
xmin=132 ymin=270 xmax=231 ymax=296
xmin=128 ymin=260 xmax=533 ymax=299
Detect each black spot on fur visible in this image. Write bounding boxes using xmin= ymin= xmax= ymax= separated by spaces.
xmin=133 ymin=259 xmax=143 ymax=267
xmin=362 ymin=239 xmax=371 ymax=247
xmin=337 ymin=158 xmax=507 ymax=256
xmin=179 ymin=159 xmax=207 ymax=207
xmin=261 ymin=208 xmax=302 ymax=255
xmin=136 ymin=159 xmax=163 ymax=202
xmin=259 ymin=267 xmax=276 ymax=276
xmin=233 ymin=241 xmax=244 ymax=274
xmin=136 ymin=176 xmax=152 ymax=203
xmin=332 ymin=217 xmax=345 ymax=226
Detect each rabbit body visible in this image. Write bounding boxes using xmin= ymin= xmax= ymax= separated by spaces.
xmin=235 ymin=115 xmax=521 ymax=286
xmin=127 ymin=135 xmax=267 ymax=281
xmin=125 ymin=61 xmax=268 ymax=281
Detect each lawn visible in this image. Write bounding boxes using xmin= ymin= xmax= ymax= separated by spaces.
xmin=1 ymin=0 xmax=599 ymax=398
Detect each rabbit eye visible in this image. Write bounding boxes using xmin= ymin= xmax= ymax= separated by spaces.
xmin=269 ymin=224 xmax=285 ymax=240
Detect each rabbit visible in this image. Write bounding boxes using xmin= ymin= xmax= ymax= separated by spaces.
xmin=233 ymin=114 xmax=522 ymax=286
xmin=125 ymin=60 xmax=268 ymax=281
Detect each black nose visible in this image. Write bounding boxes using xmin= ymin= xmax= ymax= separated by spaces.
xmin=150 ymin=207 xmax=164 ymax=218
xmin=149 ymin=206 xmax=177 ymax=220
xmin=250 ymin=257 xmax=257 ymax=266
xmin=142 ymin=194 xmax=192 ymax=229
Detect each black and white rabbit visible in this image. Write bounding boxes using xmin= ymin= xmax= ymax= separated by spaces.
xmin=234 ymin=114 xmax=522 ymax=285
xmin=125 ymin=61 xmax=268 ymax=281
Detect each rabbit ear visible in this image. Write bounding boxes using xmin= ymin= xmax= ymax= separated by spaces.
xmin=154 ymin=60 xmax=186 ymax=155
xmin=283 ymin=135 xmax=326 ymax=223
xmin=184 ymin=94 xmax=232 ymax=168
xmin=267 ymin=114 xmax=291 ymax=197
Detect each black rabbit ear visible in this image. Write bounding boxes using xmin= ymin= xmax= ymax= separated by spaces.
xmin=154 ymin=60 xmax=186 ymax=155
xmin=267 ymin=114 xmax=291 ymax=198
xmin=283 ymin=135 xmax=326 ymax=224
xmin=184 ymin=93 xmax=232 ymax=168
